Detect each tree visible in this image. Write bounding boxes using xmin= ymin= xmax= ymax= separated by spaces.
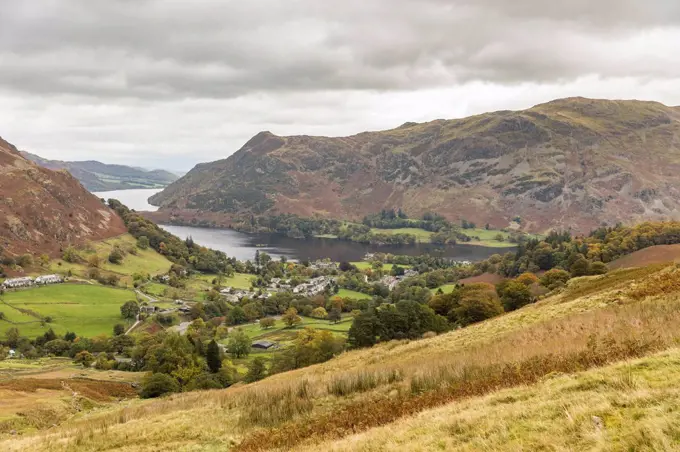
xmin=87 ymin=254 xmax=101 ymax=268
xmin=570 ymin=257 xmax=590 ymax=277
xmin=516 ymin=272 xmax=539 ymax=286
xmin=339 ymin=261 xmax=355 ymax=272
xmin=589 ymin=261 xmax=608 ymax=275
xmin=282 ymin=307 xmax=302 ymax=328
xmin=226 ymin=306 xmax=248 ymax=325
xmin=108 ymin=248 xmax=124 ymax=264
xmin=540 ymin=269 xmax=570 ymax=290
xmin=206 ymin=340 xmax=222 ymax=373
xmin=44 ymin=339 xmax=71 ymax=356
xmin=17 ymin=254 xmax=33 ymax=268
xmin=113 ymin=323 xmax=126 ymax=336
xmin=39 ymin=254 xmax=50 ymax=267
xmin=62 ymin=246 xmax=79 ymax=263
xmin=64 ymin=331 xmax=77 ymax=342
xmin=259 ymin=317 xmax=276 ymax=329
xmin=348 ymin=311 xmax=381 ymax=348
xmin=227 ymin=329 xmax=251 ymax=358
xmin=328 ymin=308 xmax=342 ymax=323
xmin=120 ymin=300 xmax=140 ymax=320
xmin=244 ymin=357 xmax=267 ymax=383
xmin=140 ymin=373 xmax=180 ymax=398
xmin=137 ymin=236 xmax=150 ymax=250
xmin=310 ymin=307 xmax=328 ymax=319
xmin=73 ymin=350 xmax=94 ymax=368
xmin=5 ymin=327 xmax=20 ymax=348
xmin=453 ymin=292 xmax=504 ymax=327
xmin=391 ymin=265 xmax=406 ymax=277
xmin=498 ymin=281 xmax=533 ymax=311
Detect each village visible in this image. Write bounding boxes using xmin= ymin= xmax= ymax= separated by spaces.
xmin=1 ymin=274 xmax=64 ymax=290
xmin=219 ymin=274 xmax=336 ymax=302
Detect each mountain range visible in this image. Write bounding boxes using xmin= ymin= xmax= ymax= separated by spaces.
xmin=150 ymin=97 xmax=680 ymax=233
xmin=0 ymin=137 xmax=126 ymax=256
xmin=21 ymin=152 xmax=179 ymax=192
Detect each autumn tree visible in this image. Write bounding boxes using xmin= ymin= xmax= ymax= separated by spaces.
xmin=497 ymin=280 xmax=533 ymax=312
xmin=515 ymin=272 xmax=539 ymax=286
xmin=74 ymin=350 xmax=94 ymax=368
xmin=259 ymin=317 xmax=276 ymax=329
xmin=310 ymin=307 xmax=328 ymax=319
xmin=282 ymin=307 xmax=302 ymax=328
xmin=540 ymin=269 xmax=570 ymax=290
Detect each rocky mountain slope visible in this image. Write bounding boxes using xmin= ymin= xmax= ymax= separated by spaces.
xmin=151 ymin=98 xmax=680 ymax=233
xmin=22 ymin=152 xmax=179 ymax=192
xmin=0 ymin=136 xmax=126 ymax=255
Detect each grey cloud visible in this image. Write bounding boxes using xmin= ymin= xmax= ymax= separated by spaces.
xmin=2 ymin=1 xmax=680 ymax=171
xmin=2 ymin=1 xmax=680 ymax=101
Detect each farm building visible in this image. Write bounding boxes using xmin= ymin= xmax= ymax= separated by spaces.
xmin=35 ymin=274 xmax=63 ymax=285
xmin=252 ymin=340 xmax=277 ymax=350
xmin=2 ymin=277 xmax=34 ymax=289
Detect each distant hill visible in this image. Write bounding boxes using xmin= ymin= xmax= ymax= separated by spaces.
xmin=21 ymin=152 xmax=179 ymax=192
xmin=151 ymin=97 xmax=680 ymax=233
xmin=0 ymin=136 xmax=126 ymax=255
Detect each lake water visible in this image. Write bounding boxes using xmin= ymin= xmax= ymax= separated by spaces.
xmin=160 ymin=225 xmax=507 ymax=263
xmin=95 ymin=188 xmax=509 ymax=263
xmin=93 ymin=188 xmax=163 ymax=212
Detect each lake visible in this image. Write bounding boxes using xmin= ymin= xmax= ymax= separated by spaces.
xmin=160 ymin=225 xmax=508 ymax=263
xmin=94 ymin=188 xmax=510 ymax=263
xmin=93 ymin=188 xmax=163 ymax=212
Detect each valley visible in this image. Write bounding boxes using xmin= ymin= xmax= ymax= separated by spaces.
xmin=3 ymin=98 xmax=680 ymax=451
xmin=21 ymin=152 xmax=179 ymax=192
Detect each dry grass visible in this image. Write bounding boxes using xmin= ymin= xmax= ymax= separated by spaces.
xmin=295 ymin=348 xmax=680 ymax=451
xmin=237 ymin=299 xmax=676 ymax=451
xmin=5 ymin=263 xmax=680 ymax=451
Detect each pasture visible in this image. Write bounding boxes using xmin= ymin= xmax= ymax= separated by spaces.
xmin=0 ymin=284 xmax=135 ymax=338
xmin=370 ymin=227 xmax=434 ymax=242
xmin=334 ymin=288 xmax=372 ymax=300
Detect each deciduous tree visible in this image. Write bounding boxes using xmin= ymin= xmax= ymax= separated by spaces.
xmin=282 ymin=307 xmax=302 ymax=328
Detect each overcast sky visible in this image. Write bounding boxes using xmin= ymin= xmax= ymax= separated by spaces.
xmin=2 ymin=1 xmax=680 ymax=172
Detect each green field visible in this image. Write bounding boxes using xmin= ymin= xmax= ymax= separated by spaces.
xmin=96 ymin=235 xmax=173 ymax=276
xmin=190 ymin=273 xmax=254 ymax=290
xmin=223 ymin=315 xmax=353 ymax=365
xmin=48 ymin=234 xmax=173 ymax=284
xmin=351 ymin=262 xmax=403 ymax=271
xmin=431 ymin=284 xmax=457 ymax=294
xmin=334 ymin=288 xmax=372 ymax=300
xmin=460 ymin=227 xmax=542 ymax=248
xmin=0 ymin=284 xmax=135 ymax=338
xmin=370 ymin=227 xmax=434 ymax=242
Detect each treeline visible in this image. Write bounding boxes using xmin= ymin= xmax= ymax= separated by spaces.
xmin=106 ymin=199 xmax=236 ymax=274
xmin=347 ymin=271 xmax=547 ymax=349
xmin=478 ymin=222 xmax=680 ymax=277
xmin=337 ymin=224 xmax=418 ymax=245
xmin=362 ymin=209 xmax=450 ymax=232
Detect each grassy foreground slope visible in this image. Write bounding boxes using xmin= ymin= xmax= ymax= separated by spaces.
xmin=4 ymin=263 xmax=680 ymax=451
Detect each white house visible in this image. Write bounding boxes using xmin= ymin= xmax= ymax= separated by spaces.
xmin=35 ymin=274 xmax=63 ymax=285
xmin=8 ymin=349 xmax=16 ymax=359
xmin=2 ymin=277 xmax=34 ymax=289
